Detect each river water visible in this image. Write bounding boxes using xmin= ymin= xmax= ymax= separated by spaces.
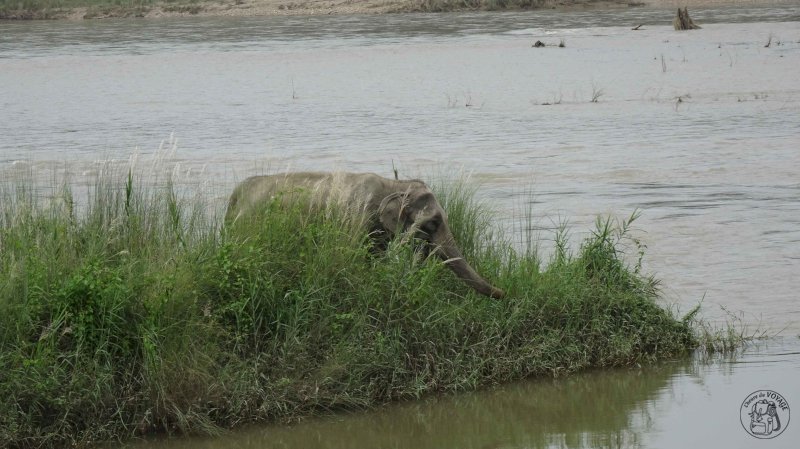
xmin=2 ymin=4 xmax=799 ymax=448
xmin=123 ymin=339 xmax=800 ymax=449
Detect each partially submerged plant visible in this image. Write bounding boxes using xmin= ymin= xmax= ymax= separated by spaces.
xmin=591 ymin=83 xmax=605 ymax=103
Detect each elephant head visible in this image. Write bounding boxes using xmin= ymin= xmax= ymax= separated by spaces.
xmin=377 ymin=183 xmax=505 ymax=299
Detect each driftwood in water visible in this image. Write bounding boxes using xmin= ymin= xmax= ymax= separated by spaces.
xmin=673 ymin=7 xmax=701 ymax=30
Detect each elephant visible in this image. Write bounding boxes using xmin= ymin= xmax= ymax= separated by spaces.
xmin=225 ymin=172 xmax=504 ymax=299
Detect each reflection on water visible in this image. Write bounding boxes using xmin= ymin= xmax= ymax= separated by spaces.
xmin=125 ymin=338 xmax=800 ymax=449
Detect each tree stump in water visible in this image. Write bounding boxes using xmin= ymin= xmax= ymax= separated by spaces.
xmin=673 ymin=7 xmax=701 ymax=30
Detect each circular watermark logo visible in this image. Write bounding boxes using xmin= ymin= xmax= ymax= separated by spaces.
xmin=740 ymin=390 xmax=790 ymax=439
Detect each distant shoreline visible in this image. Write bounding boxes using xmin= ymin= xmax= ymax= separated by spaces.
xmin=0 ymin=0 xmax=783 ymax=21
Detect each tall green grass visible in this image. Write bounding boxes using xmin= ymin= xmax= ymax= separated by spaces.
xmin=0 ymin=167 xmax=697 ymax=448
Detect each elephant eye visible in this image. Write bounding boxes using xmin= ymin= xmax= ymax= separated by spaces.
xmin=421 ymin=218 xmax=440 ymax=235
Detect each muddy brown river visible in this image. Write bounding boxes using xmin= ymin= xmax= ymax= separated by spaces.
xmin=2 ymin=4 xmax=800 ymax=448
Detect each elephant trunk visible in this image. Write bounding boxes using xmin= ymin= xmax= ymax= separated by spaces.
xmin=435 ymin=230 xmax=505 ymax=299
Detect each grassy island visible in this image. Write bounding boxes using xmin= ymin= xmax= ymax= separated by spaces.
xmin=0 ymin=168 xmax=697 ymax=448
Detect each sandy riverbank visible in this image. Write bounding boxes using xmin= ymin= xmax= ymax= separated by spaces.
xmin=2 ymin=0 xmax=630 ymax=20
xmin=1 ymin=0 xmax=786 ymax=21
xmin=135 ymin=0 xmax=639 ymax=19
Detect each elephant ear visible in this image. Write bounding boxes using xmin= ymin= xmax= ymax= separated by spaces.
xmin=378 ymin=192 xmax=408 ymax=235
